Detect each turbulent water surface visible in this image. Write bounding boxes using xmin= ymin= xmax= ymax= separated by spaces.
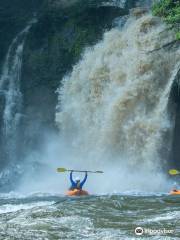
xmin=0 ymin=193 xmax=179 ymax=239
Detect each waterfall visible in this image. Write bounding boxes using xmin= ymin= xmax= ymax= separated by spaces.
xmin=136 ymin=0 xmax=152 ymax=7
xmin=56 ymin=12 xmax=180 ymax=192
xmin=0 ymin=22 xmax=34 ymax=187
xmin=101 ymin=0 xmax=152 ymax=8
xmin=101 ymin=0 xmax=127 ymax=8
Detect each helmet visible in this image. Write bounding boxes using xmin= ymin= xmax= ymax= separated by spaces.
xmin=75 ymin=177 xmax=80 ymax=182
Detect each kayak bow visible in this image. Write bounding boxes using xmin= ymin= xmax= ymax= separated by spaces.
xmin=170 ymin=189 xmax=180 ymax=195
xmin=66 ymin=189 xmax=89 ymax=196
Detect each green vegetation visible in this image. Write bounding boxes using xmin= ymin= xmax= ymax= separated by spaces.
xmin=152 ymin=0 xmax=180 ymax=40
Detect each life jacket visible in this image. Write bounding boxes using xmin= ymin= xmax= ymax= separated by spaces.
xmin=69 ymin=181 xmax=81 ymax=190
xmin=76 ymin=181 xmax=81 ymax=190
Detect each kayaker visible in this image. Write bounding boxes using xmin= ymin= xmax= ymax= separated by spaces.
xmin=69 ymin=171 xmax=87 ymax=190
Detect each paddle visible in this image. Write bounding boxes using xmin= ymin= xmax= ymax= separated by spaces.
xmin=169 ymin=169 xmax=180 ymax=175
xmin=57 ymin=167 xmax=103 ymax=174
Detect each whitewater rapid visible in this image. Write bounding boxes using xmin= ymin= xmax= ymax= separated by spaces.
xmin=0 ymin=193 xmax=179 ymax=239
xmin=56 ymin=12 xmax=180 ymax=192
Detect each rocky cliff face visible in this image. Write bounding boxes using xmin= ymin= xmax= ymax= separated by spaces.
xmin=0 ymin=0 xmax=44 ymax=67
xmin=170 ymin=66 xmax=180 ymax=169
xmin=0 ymin=0 xmax=138 ymax=190
xmin=20 ymin=0 xmax=137 ymax=156
xmin=0 ymin=0 xmax=179 ymax=190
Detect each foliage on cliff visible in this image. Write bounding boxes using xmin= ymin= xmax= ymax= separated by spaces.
xmin=152 ymin=0 xmax=180 ymax=39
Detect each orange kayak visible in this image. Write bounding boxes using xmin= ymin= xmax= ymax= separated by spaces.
xmin=170 ymin=189 xmax=180 ymax=195
xmin=66 ymin=189 xmax=89 ymax=196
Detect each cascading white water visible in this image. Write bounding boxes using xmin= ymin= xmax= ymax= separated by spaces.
xmin=56 ymin=12 xmax=180 ymax=192
xmin=59 ymin=0 xmax=128 ymax=8
xmin=101 ymin=0 xmax=127 ymax=8
xmin=0 ymin=22 xmax=35 ymax=184
xmin=136 ymin=0 xmax=152 ymax=7
xmin=102 ymin=0 xmax=152 ymax=8
xmin=0 ymin=27 xmax=29 ymax=162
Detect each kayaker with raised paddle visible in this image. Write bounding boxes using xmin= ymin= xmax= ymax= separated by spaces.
xmin=57 ymin=167 xmax=103 ymax=196
xmin=168 ymin=169 xmax=180 ymax=195
xmin=69 ymin=170 xmax=87 ymax=190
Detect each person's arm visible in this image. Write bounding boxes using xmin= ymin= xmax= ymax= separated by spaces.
xmin=70 ymin=171 xmax=76 ymax=185
xmin=80 ymin=172 xmax=87 ymax=188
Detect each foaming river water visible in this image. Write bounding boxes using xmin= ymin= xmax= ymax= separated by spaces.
xmin=0 ymin=193 xmax=179 ymax=239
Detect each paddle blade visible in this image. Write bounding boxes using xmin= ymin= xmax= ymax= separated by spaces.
xmin=57 ymin=168 xmax=104 ymax=173
xmin=95 ymin=171 xmax=104 ymax=173
xmin=169 ymin=169 xmax=180 ymax=175
xmin=57 ymin=167 xmax=67 ymax=173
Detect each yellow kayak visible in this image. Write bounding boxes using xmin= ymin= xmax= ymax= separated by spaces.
xmin=170 ymin=189 xmax=180 ymax=195
xmin=66 ymin=189 xmax=89 ymax=196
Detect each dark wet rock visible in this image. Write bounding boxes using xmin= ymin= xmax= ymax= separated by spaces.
xmin=20 ymin=0 xmax=137 ymax=154
xmin=170 ymin=68 xmax=180 ymax=169
xmin=0 ymin=0 xmax=44 ymax=69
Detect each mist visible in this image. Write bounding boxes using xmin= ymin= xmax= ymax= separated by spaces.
xmin=14 ymin=11 xmax=180 ymax=196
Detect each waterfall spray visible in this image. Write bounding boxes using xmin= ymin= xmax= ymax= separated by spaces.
xmin=56 ymin=13 xmax=180 ymax=192
xmin=101 ymin=0 xmax=127 ymax=8
xmin=0 ymin=20 xmax=36 ymax=188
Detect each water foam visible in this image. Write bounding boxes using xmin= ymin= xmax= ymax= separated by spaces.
xmin=56 ymin=13 xmax=180 ymax=193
